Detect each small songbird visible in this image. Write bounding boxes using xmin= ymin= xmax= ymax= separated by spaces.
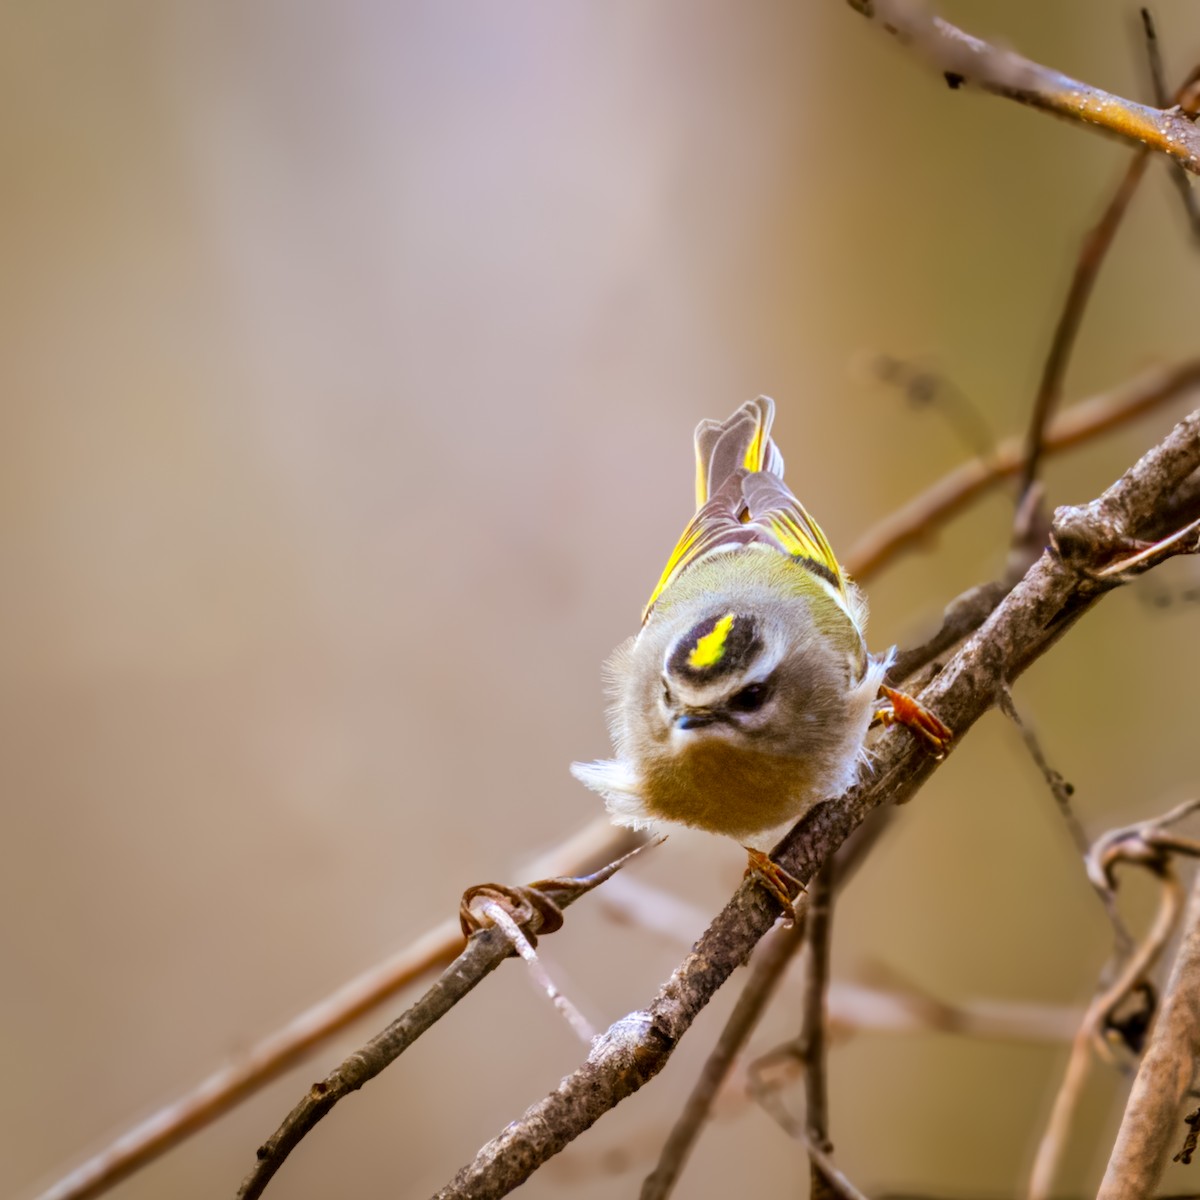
xmin=571 ymin=396 xmax=948 ymax=911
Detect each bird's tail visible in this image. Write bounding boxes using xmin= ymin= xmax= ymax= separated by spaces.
xmin=692 ymin=395 xmax=784 ymax=508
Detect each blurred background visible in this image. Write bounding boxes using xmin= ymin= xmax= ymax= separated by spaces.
xmin=4 ymin=2 xmax=1200 ymax=1197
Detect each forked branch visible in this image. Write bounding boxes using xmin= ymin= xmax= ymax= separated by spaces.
xmin=434 ymin=411 xmax=1200 ymax=1199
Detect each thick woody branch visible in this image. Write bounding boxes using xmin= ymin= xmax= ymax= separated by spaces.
xmin=848 ymin=0 xmax=1200 ymax=174
xmin=1099 ymin=876 xmax=1200 ymax=1196
xmin=639 ymin=913 xmax=808 ymax=1200
xmin=434 ymin=411 xmax=1200 ymax=1200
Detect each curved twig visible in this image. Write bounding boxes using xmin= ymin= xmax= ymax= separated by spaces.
xmin=237 ymin=845 xmax=655 ymax=1200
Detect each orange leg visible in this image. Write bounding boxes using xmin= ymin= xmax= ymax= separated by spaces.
xmin=743 ymin=846 xmax=804 ymax=925
xmin=876 ymin=685 xmax=952 ymax=758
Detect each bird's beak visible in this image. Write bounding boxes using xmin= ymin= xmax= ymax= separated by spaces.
xmin=674 ymin=710 xmax=717 ymax=731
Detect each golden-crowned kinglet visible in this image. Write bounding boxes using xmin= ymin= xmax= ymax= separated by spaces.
xmin=572 ymin=397 xmax=947 ymax=908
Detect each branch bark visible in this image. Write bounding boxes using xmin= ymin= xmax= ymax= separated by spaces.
xmin=849 ymin=0 xmax=1200 ymax=174
xmin=1098 ymin=875 xmax=1200 ymax=1197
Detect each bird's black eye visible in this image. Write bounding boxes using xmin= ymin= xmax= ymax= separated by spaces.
xmin=727 ymin=682 xmax=770 ymax=713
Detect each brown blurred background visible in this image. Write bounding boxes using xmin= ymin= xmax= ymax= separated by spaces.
xmin=4 ymin=2 xmax=1200 ymax=1197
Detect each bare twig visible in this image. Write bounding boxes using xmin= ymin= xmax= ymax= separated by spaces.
xmin=834 ymin=969 xmax=1082 ymax=1044
xmin=1016 ymin=151 xmax=1151 ymax=506
xmin=805 ymin=1140 xmax=873 ymax=1200
xmin=1174 ymin=1106 xmax=1200 ymax=1166
xmin=475 ymin=900 xmax=595 ymax=1044
xmin=846 ymin=360 xmax=1200 ymax=580
xmin=1100 ymin=871 xmax=1200 ymax=1198
xmin=1013 ymin=8 xmax=1200 ymax=505
xmin=885 ymin=579 xmax=1012 ymax=686
xmin=1027 ymin=855 xmax=1184 ymax=1200
xmin=434 ymin=411 xmax=1200 ymax=1200
xmin=34 ymin=920 xmax=469 ymax=1200
xmin=805 ymin=866 xmax=838 ymax=1199
xmin=34 ymin=820 xmax=639 ymax=1200
xmin=1028 ymin=799 xmax=1200 ymax=1200
xmin=1141 ymin=10 xmax=1200 ymax=243
xmin=639 ymin=910 xmax=808 ymax=1200
xmin=868 ymin=355 xmax=996 ymax=463
xmin=747 ymin=1070 xmax=874 ymax=1200
xmin=1087 ymin=799 xmax=1200 ymax=896
xmin=848 ymin=0 xmax=1200 ymax=174
xmin=236 ymin=844 xmax=655 ymax=1200
xmin=996 ymin=686 xmax=1133 ymax=957
xmin=1094 ymin=513 xmax=1200 ymax=579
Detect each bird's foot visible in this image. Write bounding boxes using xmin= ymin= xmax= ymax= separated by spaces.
xmin=875 ymin=685 xmax=952 ymax=758
xmin=743 ymin=846 xmax=804 ymax=925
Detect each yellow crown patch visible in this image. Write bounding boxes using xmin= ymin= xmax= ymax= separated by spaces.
xmin=688 ymin=613 xmax=736 ymax=670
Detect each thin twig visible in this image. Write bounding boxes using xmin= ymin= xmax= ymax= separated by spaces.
xmin=1094 ymin=513 xmax=1200 ymax=578
xmin=805 ymin=866 xmax=838 ymax=1199
xmin=848 ymin=0 xmax=1200 ymax=174
xmin=639 ymin=909 xmax=808 ymax=1200
xmin=805 ymin=1139 xmax=873 ymax=1200
xmin=1141 ymin=10 xmax=1200 ymax=243
xmin=1027 ymin=799 xmax=1200 ymax=1200
xmin=236 ymin=843 xmax=656 ymax=1200
xmin=885 ymin=579 xmax=1012 ymax=686
xmin=996 ymin=685 xmax=1133 ymax=957
xmin=34 ymin=920 xmax=468 ymax=1200
xmin=1016 ymin=152 xmax=1151 ymax=506
xmin=1027 ymin=867 xmax=1185 ymax=1200
xmin=868 ymin=355 xmax=996 ymax=463
xmin=477 ymin=900 xmax=595 ymax=1045
xmin=434 ymin=411 xmax=1200 ymax=1200
xmin=744 ymin=858 xmax=855 ymax=1199
xmin=1100 ymin=871 xmax=1200 ymax=1198
xmin=1013 ymin=6 xmax=1200 ymax=505
xmin=33 ymin=820 xmax=639 ymax=1200
xmin=846 ymin=360 xmax=1200 ymax=581
xmin=836 ymin=968 xmax=1082 ymax=1044
xmin=1087 ymin=799 xmax=1200 ymax=897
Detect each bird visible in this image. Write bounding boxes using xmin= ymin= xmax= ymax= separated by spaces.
xmin=571 ymin=396 xmax=949 ymax=916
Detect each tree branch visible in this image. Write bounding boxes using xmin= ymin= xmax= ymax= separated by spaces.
xmin=1017 ymin=151 xmax=1150 ymax=506
xmin=433 ymin=410 xmax=1200 ymax=1200
xmin=848 ymin=0 xmax=1200 ymax=174
xmin=846 ymin=360 xmax=1200 ymax=581
xmin=32 ymin=820 xmax=639 ymax=1200
xmin=639 ymin=912 xmax=808 ymax=1200
xmin=236 ymin=845 xmax=654 ymax=1200
xmin=803 ymin=866 xmax=839 ymax=1199
xmin=1099 ymin=870 xmax=1200 ymax=1197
